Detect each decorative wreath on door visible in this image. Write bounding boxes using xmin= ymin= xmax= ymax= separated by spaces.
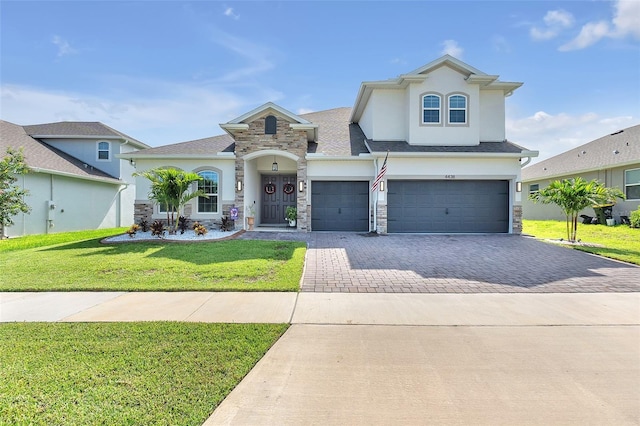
xmin=264 ymin=183 xmax=276 ymax=194
xmin=283 ymin=183 xmax=295 ymax=195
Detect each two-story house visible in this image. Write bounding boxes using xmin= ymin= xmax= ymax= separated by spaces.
xmin=1 ymin=120 xmax=149 ymax=237
xmin=126 ymin=55 xmax=538 ymax=234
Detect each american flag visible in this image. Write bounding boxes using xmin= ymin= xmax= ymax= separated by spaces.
xmin=371 ymin=151 xmax=388 ymax=192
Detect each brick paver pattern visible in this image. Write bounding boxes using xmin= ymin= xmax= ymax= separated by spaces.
xmin=240 ymin=232 xmax=640 ymax=293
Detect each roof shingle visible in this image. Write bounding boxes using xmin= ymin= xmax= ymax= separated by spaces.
xmin=23 ymin=121 xmax=149 ymax=148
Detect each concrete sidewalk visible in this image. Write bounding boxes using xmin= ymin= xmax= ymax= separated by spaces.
xmin=2 ymin=291 xmax=638 ymax=325
xmin=2 ymin=292 xmax=639 ymax=425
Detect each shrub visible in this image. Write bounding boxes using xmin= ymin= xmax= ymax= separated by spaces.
xmin=126 ymin=224 xmax=140 ymax=237
xmin=220 ymin=216 xmax=234 ymax=231
xmin=194 ymin=224 xmax=208 ymax=236
xmin=150 ymin=220 xmax=165 ymax=237
xmin=178 ymin=216 xmax=189 ymax=234
xmin=138 ymin=218 xmax=148 ymax=232
xmin=630 ymin=208 xmax=640 ymax=228
xmin=192 ymin=221 xmax=201 ymax=230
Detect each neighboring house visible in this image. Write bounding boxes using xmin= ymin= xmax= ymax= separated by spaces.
xmin=0 ymin=120 xmax=149 ymax=237
xmin=124 ymin=55 xmax=538 ymax=234
xmin=522 ymin=125 xmax=640 ymax=221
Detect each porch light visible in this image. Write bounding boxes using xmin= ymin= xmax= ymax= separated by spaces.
xmin=379 ymin=181 xmax=385 ymax=192
xmin=272 ymin=156 xmax=278 ymax=172
xmin=298 ymin=180 xmax=305 ymax=192
xmin=236 ymin=180 xmax=243 ymax=191
xmin=516 ymin=181 xmax=522 ymax=192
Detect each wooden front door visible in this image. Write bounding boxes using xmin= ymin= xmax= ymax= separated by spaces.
xmin=261 ymin=175 xmax=296 ymax=224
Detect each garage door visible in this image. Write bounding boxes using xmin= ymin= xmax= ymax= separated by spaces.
xmin=387 ymin=180 xmax=509 ymax=233
xmin=311 ymin=181 xmax=370 ymax=231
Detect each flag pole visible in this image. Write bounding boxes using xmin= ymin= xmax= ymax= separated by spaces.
xmin=373 ymin=157 xmax=378 ymax=233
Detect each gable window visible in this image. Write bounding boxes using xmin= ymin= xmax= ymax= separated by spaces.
xmin=197 ymin=170 xmax=219 ymax=213
xmin=422 ymin=94 xmax=441 ymax=124
xmin=448 ymin=94 xmax=467 ymax=124
xmin=97 ymin=141 xmax=110 ymax=161
xmin=625 ymin=168 xmax=640 ymax=200
xmin=265 ymin=115 xmax=277 ymax=135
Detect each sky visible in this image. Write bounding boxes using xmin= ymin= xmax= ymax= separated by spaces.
xmin=1 ymin=0 xmax=639 ymax=163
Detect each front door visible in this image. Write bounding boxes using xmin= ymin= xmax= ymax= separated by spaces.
xmin=261 ymin=175 xmax=296 ymax=224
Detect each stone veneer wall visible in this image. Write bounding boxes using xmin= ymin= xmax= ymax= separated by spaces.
xmin=375 ymin=203 xmax=387 ymax=234
xmin=512 ymin=205 xmax=522 ymax=234
xmin=134 ymin=201 xmax=154 ymax=225
xmin=233 ymin=116 xmax=309 ymax=231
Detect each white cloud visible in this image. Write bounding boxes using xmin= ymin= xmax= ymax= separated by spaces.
xmin=492 ymin=35 xmax=511 ymax=53
xmin=0 ymin=81 xmax=283 ymax=146
xmin=297 ymin=108 xmax=314 ymax=115
xmin=530 ymin=9 xmax=574 ymax=41
xmin=51 ymin=35 xmax=77 ymax=57
xmin=612 ymin=0 xmax=640 ymax=38
xmin=440 ymin=40 xmax=463 ymax=59
xmin=224 ymin=7 xmax=239 ymax=20
xmin=506 ymin=110 xmax=637 ymax=162
xmin=559 ymin=21 xmax=610 ymax=51
xmin=559 ymin=0 xmax=640 ymax=51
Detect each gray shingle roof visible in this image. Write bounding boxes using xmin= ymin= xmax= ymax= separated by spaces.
xmin=22 ymin=121 xmax=149 ymax=148
xmin=128 ymin=134 xmax=235 ymax=157
xmin=366 ymin=140 xmax=527 ymax=154
xmin=1 ymin=120 xmax=122 ymax=184
xmin=522 ymin=124 xmax=640 ymax=181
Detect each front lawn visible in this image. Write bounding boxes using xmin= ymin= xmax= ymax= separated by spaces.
xmin=523 ymin=220 xmax=640 ymax=265
xmin=0 ymin=229 xmax=306 ymax=291
xmin=0 ymin=322 xmax=288 ymax=425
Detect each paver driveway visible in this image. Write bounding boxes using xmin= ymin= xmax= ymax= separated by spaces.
xmin=299 ymin=233 xmax=640 ymax=293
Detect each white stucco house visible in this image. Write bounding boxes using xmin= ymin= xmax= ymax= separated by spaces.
xmin=124 ymin=55 xmax=538 ymax=234
xmin=522 ymin=124 xmax=640 ymax=222
xmin=1 ymin=120 xmax=149 ymax=237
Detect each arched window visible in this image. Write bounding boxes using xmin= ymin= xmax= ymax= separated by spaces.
xmin=197 ymin=170 xmax=219 ymax=213
xmin=265 ymin=115 xmax=277 ymax=135
xmin=422 ymin=94 xmax=441 ymax=124
xmin=97 ymin=141 xmax=110 ymax=160
xmin=448 ymin=94 xmax=467 ymax=124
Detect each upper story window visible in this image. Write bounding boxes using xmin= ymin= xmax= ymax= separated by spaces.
xmin=529 ymin=183 xmax=540 ymax=195
xmin=422 ymin=94 xmax=441 ymax=124
xmin=625 ymin=168 xmax=640 ymax=200
xmin=265 ymin=115 xmax=277 ymax=135
xmin=97 ymin=141 xmax=110 ymax=161
xmin=448 ymin=94 xmax=467 ymax=124
xmin=197 ymin=170 xmax=219 ymax=213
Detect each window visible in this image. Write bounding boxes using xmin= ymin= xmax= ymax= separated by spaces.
xmin=197 ymin=171 xmax=219 ymax=213
xmin=422 ymin=94 xmax=441 ymax=124
xmin=265 ymin=115 xmax=277 ymax=135
xmin=529 ymin=184 xmax=539 ymax=195
xmin=625 ymin=168 xmax=640 ymax=200
xmin=97 ymin=141 xmax=110 ymax=160
xmin=448 ymin=94 xmax=467 ymax=124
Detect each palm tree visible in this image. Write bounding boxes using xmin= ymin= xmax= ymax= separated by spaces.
xmin=529 ymin=177 xmax=625 ymax=242
xmin=134 ymin=168 xmax=206 ymax=232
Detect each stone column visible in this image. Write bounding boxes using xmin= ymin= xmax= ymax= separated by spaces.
xmin=513 ymin=205 xmax=523 ymax=234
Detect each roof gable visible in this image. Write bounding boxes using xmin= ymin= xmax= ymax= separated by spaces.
xmin=220 ymin=102 xmax=318 ymax=142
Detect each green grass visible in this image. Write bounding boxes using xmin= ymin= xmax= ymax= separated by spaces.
xmin=0 ymin=322 xmax=288 ymax=425
xmin=523 ymin=220 xmax=640 ymax=265
xmin=0 ymin=228 xmax=306 ymax=291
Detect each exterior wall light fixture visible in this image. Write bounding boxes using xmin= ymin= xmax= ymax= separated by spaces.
xmin=298 ymin=180 xmax=305 ymax=192
xmin=516 ymin=181 xmax=522 ymax=192
xmin=236 ymin=180 xmax=243 ymax=191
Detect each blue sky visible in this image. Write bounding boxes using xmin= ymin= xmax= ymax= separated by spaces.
xmin=1 ymin=0 xmax=639 ymax=163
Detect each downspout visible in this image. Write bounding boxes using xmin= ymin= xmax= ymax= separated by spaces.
xmin=520 ymin=156 xmax=532 ymax=168
xmin=115 ymin=183 xmax=130 ymax=227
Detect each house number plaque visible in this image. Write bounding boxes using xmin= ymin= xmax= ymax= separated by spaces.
xmin=445 ymin=175 xmax=456 ymax=179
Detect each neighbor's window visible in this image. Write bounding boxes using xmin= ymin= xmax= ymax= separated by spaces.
xmin=265 ymin=115 xmax=277 ymax=135
xmin=97 ymin=141 xmax=110 ymax=160
xmin=625 ymin=168 xmax=640 ymax=200
xmin=422 ymin=94 xmax=441 ymax=124
xmin=529 ymin=183 xmax=539 ymax=195
xmin=448 ymin=94 xmax=467 ymax=124
xmin=197 ymin=170 xmax=219 ymax=213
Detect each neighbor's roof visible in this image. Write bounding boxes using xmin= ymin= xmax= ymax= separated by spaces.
xmin=0 ymin=120 xmax=122 ymax=184
xmin=522 ymin=124 xmax=640 ymax=182
xmin=23 ymin=121 xmax=149 ymax=149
